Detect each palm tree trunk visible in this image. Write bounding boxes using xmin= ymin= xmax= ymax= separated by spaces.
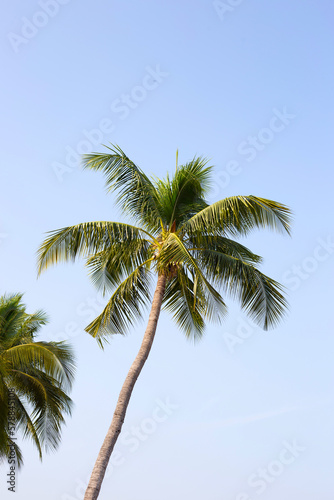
xmin=83 ymin=273 xmax=167 ymax=500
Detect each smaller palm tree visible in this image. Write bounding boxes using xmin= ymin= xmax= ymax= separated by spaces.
xmin=0 ymin=293 xmax=75 ymax=467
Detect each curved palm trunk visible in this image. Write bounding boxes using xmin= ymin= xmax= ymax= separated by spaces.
xmin=83 ymin=274 xmax=167 ymax=500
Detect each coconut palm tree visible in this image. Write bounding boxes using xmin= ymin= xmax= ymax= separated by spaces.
xmin=37 ymin=145 xmax=291 ymax=500
xmin=0 ymin=293 xmax=75 ymax=467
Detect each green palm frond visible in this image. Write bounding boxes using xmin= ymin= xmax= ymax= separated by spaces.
xmin=187 ymin=234 xmax=263 ymax=265
xmin=28 ymin=370 xmax=72 ymax=452
xmin=0 ymin=438 xmax=23 ymax=469
xmin=153 ymin=157 xmax=211 ymax=229
xmin=85 ymin=263 xmax=154 ymax=345
xmin=196 ymin=248 xmax=287 ymax=329
xmin=0 ymin=293 xmax=26 ymax=339
xmin=12 ymin=393 xmax=43 ymax=459
xmin=0 ymin=294 xmax=75 ymax=466
xmin=0 ymin=387 xmax=23 ymax=466
xmin=82 ymin=145 xmax=162 ymax=232
xmin=86 ymin=237 xmax=152 ymax=295
xmin=182 ymin=195 xmax=292 ymax=237
xmin=163 ymin=268 xmax=205 ymax=339
xmin=7 ymin=367 xmax=72 ymax=453
xmin=159 ymin=233 xmax=227 ymax=322
xmin=7 ymin=310 xmax=49 ymax=349
xmin=37 ymin=221 xmax=153 ymax=275
xmin=0 ymin=384 xmax=9 ymax=461
xmin=4 ymin=342 xmax=75 ymax=389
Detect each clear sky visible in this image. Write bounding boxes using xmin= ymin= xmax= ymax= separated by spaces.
xmin=1 ymin=1 xmax=334 ymax=499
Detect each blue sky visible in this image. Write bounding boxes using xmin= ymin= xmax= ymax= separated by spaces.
xmin=1 ymin=1 xmax=333 ymax=499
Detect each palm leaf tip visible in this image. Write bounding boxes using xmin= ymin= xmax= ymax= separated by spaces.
xmin=246 ymin=196 xmax=292 ymax=235
xmin=243 ymin=275 xmax=288 ymax=330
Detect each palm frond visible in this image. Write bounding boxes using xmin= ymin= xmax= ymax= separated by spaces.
xmin=163 ymin=268 xmax=205 ymax=339
xmin=82 ymin=144 xmax=162 ymax=232
xmin=85 ymin=263 xmax=153 ymax=345
xmin=3 ymin=342 xmax=75 ymax=390
xmin=0 ymin=293 xmax=25 ymax=340
xmin=8 ymin=369 xmax=72 ymax=452
xmin=153 ymin=157 xmax=211 ymax=229
xmin=0 ymin=438 xmax=23 ymax=469
xmin=37 ymin=221 xmax=153 ymax=275
xmin=0 ymin=294 xmax=75 ymax=466
xmin=29 ymin=371 xmax=72 ymax=452
xmin=11 ymin=310 xmax=48 ymax=347
xmin=187 ymin=234 xmax=263 ymax=265
xmin=196 ymin=248 xmax=287 ymax=329
xmin=13 ymin=394 xmax=43 ymax=459
xmin=86 ymin=238 xmax=151 ymax=295
xmin=181 ymin=195 xmax=292 ymax=237
xmin=159 ymin=233 xmax=227 ymax=322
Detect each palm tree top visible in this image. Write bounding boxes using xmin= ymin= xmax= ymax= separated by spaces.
xmin=0 ymin=293 xmax=75 ymax=467
xmin=37 ymin=145 xmax=292 ymax=345
xmin=80 ymin=144 xmax=291 ymax=236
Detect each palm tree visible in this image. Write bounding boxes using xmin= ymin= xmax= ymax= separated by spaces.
xmin=37 ymin=145 xmax=291 ymax=500
xmin=0 ymin=293 xmax=75 ymax=467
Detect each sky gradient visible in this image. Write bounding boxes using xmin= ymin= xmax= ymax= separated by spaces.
xmin=1 ymin=1 xmax=334 ymax=499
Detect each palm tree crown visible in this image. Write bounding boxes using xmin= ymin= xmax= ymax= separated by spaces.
xmin=0 ymin=293 xmax=75 ymax=467
xmin=38 ymin=145 xmax=291 ymax=343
